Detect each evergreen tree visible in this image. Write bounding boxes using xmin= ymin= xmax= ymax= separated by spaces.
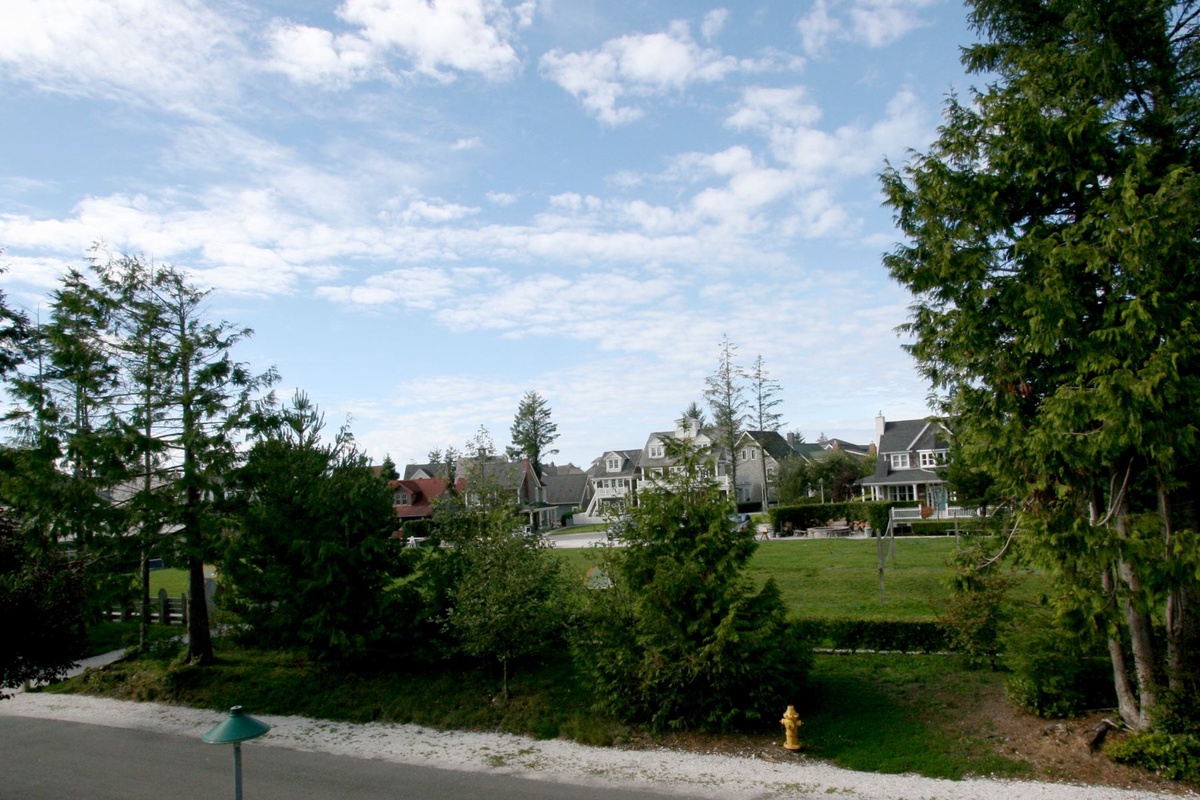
xmin=507 ymin=390 xmax=558 ymax=480
xmin=748 ymin=354 xmax=784 ymax=512
xmin=224 ymin=391 xmax=401 ymax=662
xmin=881 ymin=0 xmax=1200 ymax=729
xmin=704 ymin=335 xmax=747 ymax=506
xmin=579 ymin=438 xmax=807 ymax=730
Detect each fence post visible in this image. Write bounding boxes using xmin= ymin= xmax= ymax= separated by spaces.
xmin=180 ymin=593 xmax=189 ymax=627
xmin=158 ymin=588 xmax=170 ymax=625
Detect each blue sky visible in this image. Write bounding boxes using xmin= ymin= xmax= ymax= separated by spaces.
xmin=0 ymin=0 xmax=977 ymax=469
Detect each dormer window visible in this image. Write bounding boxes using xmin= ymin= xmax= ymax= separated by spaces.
xmin=649 ymin=444 xmax=664 ymax=459
xmin=606 ymin=457 xmax=620 ymax=471
xmin=890 ymin=453 xmax=910 ymax=469
xmin=393 ymin=489 xmax=411 ymax=506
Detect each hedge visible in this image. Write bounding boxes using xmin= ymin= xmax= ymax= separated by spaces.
xmin=795 ymin=617 xmax=947 ymax=653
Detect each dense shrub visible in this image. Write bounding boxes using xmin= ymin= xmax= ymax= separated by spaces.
xmin=1106 ymin=732 xmax=1200 ymax=782
xmin=1001 ymin=607 xmax=1113 ymax=718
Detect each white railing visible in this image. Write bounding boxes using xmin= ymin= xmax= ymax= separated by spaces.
xmin=890 ymin=505 xmax=980 ymax=521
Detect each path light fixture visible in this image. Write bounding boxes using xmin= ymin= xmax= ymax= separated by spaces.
xmin=203 ymin=706 xmax=271 ymax=800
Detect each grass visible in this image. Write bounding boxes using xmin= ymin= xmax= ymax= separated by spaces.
xmin=801 ymin=653 xmax=1028 ymax=778
xmin=54 ymin=636 xmax=1028 ymax=781
xmin=554 ymin=537 xmax=1049 ymax=621
xmin=62 ymin=537 xmax=1051 ymax=782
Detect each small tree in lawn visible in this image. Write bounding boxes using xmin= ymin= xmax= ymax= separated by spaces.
xmin=445 ymin=509 xmax=570 ymax=699
xmin=579 ymin=437 xmax=808 ymax=730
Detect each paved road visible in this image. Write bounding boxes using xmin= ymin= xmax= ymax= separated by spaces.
xmin=0 ymin=717 xmax=688 ymax=800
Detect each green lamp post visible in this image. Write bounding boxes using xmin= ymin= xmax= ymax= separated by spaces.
xmin=203 ymin=706 xmax=271 ymax=800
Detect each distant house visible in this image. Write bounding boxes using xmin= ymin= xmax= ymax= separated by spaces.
xmin=583 ymin=449 xmax=641 ymax=517
xmin=458 ymin=455 xmax=558 ymax=531
xmin=390 ymin=477 xmax=458 ymax=526
xmin=860 ymin=414 xmax=951 ymax=506
xmin=540 ymin=463 xmax=592 ymax=526
xmin=732 ymin=430 xmax=795 ymax=507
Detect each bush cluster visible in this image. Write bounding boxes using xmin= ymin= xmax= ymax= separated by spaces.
xmin=770 ymin=501 xmax=900 ymax=535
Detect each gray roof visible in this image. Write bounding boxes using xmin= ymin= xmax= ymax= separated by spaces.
xmin=404 ymin=462 xmax=450 ymax=480
xmin=588 ymin=449 xmax=641 ymax=478
xmin=543 ymin=471 xmax=590 ymax=505
xmin=742 ymin=430 xmax=795 ymax=463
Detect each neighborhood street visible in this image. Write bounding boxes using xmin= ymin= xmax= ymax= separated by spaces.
xmin=0 ymin=716 xmax=685 ymax=800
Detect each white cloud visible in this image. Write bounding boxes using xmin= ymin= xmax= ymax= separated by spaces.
xmin=267 ymin=0 xmax=526 ymax=86
xmin=701 ymin=9 xmax=730 ymax=41
xmin=539 ymin=19 xmax=740 ymax=125
xmin=265 ymin=23 xmax=374 ymax=87
xmin=486 ymin=191 xmax=519 ymax=206
xmin=451 ymin=136 xmax=484 ymax=151
xmin=795 ymin=0 xmax=935 ymax=57
xmin=0 ymin=0 xmax=245 ymax=110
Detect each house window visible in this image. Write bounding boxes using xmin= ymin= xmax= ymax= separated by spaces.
xmin=740 ymin=449 xmax=747 ymax=461
xmin=890 ymin=453 xmax=910 ymax=469
xmin=767 ymin=467 xmax=775 ymax=479
xmin=888 ymin=485 xmax=916 ymax=502
xmin=393 ymin=490 xmax=411 ymax=506
xmin=606 ymin=457 xmax=620 ymax=471
xmin=919 ymin=450 xmax=948 ymax=468
xmin=649 ymin=444 xmax=664 ymax=459
xmin=751 ymin=449 xmax=757 ymax=460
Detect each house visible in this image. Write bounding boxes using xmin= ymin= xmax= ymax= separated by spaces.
xmin=582 ymin=417 xmax=735 ymax=517
xmin=636 ymin=416 xmax=733 ymax=498
xmin=457 ymin=455 xmax=558 ymax=531
xmin=732 ymin=430 xmax=795 ymax=507
xmin=583 ymin=449 xmax=641 ymax=517
xmin=540 ymin=463 xmax=592 ymax=526
xmin=390 ymin=477 xmax=459 ymax=525
xmin=860 ymin=413 xmax=951 ymax=506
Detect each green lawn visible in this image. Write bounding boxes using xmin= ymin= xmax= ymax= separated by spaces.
xmin=555 ymin=537 xmax=1048 ymax=621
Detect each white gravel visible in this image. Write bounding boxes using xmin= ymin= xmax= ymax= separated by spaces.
xmin=1 ymin=688 xmax=1192 ymax=800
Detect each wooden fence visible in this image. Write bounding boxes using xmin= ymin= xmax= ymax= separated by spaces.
xmin=108 ymin=588 xmax=189 ymax=626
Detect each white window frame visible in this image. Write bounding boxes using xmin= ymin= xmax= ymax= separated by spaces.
xmin=890 ymin=453 xmax=910 ymax=469
xmin=606 ymin=457 xmax=620 ymax=471
xmin=919 ymin=450 xmax=948 ymax=468
xmin=888 ymin=485 xmax=916 ymax=502
xmin=649 ymin=444 xmax=664 ymax=459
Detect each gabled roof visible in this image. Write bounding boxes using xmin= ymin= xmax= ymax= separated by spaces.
xmin=404 ymin=462 xmax=451 ymax=480
xmin=790 ymin=441 xmax=826 ymax=461
xmin=738 ymin=430 xmax=795 ymax=463
xmin=390 ymin=477 xmax=453 ymax=519
xmin=589 ymin=449 xmax=641 ymax=478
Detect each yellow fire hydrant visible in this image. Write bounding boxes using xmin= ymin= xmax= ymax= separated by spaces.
xmin=781 ymin=705 xmax=803 ymax=751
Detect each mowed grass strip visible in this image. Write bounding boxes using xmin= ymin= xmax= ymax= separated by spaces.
xmin=554 ymin=537 xmax=1047 ymax=621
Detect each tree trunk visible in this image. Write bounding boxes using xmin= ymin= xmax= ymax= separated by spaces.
xmin=1120 ymin=572 xmax=1157 ymax=730
xmin=1102 ymin=566 xmax=1141 ymax=728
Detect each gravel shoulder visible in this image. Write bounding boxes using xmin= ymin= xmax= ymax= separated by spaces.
xmin=2 ymin=689 xmax=1193 ymax=800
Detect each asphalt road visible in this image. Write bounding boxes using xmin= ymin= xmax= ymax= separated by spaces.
xmin=0 ymin=717 xmax=685 ymax=800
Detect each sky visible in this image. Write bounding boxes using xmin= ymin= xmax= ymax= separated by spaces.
xmin=0 ymin=0 xmax=980 ymax=470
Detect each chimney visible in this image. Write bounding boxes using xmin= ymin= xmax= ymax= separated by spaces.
xmin=786 ymin=431 xmax=795 ymax=448
xmin=875 ymin=411 xmax=886 ymax=443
